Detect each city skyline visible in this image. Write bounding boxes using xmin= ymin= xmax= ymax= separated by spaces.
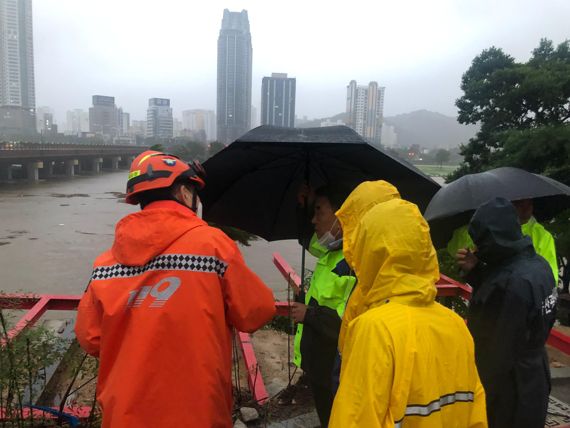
xmin=26 ymin=0 xmax=570 ymax=126
xmin=0 ymin=0 xmax=36 ymax=135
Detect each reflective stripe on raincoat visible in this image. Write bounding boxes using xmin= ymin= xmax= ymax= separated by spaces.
xmin=75 ymin=201 xmax=276 ymax=428
xmin=329 ymin=199 xmax=487 ymax=428
xmin=335 ymin=180 xmax=400 ymax=354
xmin=447 ymin=217 xmax=558 ymax=284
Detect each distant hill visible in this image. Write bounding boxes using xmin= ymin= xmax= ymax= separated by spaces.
xmin=297 ymin=109 xmax=478 ymax=149
xmin=385 ymin=110 xmax=478 ymax=149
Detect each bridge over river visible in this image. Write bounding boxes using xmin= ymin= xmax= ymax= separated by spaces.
xmin=0 ymin=142 xmax=147 ymax=182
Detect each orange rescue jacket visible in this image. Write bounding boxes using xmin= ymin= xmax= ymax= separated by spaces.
xmin=75 ymin=201 xmax=276 ymax=428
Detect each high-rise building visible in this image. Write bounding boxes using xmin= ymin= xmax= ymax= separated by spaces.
xmin=130 ymin=120 xmax=147 ymax=137
xmin=89 ymin=95 xmax=118 ymax=139
xmin=251 ymin=105 xmax=258 ymax=128
xmin=0 ymin=0 xmax=36 ymax=135
xmin=146 ymin=98 xmax=173 ymax=138
xmin=217 ymin=9 xmax=252 ymax=144
xmin=173 ymin=118 xmax=183 ymax=137
xmin=346 ymin=80 xmax=385 ymax=145
xmin=66 ymin=109 xmax=89 ymax=135
xmin=182 ymin=109 xmax=216 ymax=141
xmin=35 ymin=106 xmax=53 ymax=133
xmin=261 ymin=73 xmax=296 ymax=128
xmin=117 ymin=108 xmax=130 ymax=136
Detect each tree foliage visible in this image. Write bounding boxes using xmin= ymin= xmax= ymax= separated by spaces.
xmin=449 ymin=38 xmax=570 ymax=292
xmin=435 ymin=149 xmax=451 ymax=166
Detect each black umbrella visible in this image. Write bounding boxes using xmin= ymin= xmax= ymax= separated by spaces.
xmin=201 ymin=125 xmax=440 ymax=241
xmin=424 ymin=167 xmax=570 ymax=248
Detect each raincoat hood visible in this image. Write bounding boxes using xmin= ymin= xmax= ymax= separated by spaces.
xmin=112 ymin=201 xmax=205 ymax=266
xmin=468 ymin=197 xmax=533 ymax=265
xmin=336 ymin=180 xmax=400 ymax=269
xmin=350 ymin=198 xmax=438 ymax=311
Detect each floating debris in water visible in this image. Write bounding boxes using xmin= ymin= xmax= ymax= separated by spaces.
xmin=75 ymin=230 xmax=97 ymax=235
xmin=50 ymin=193 xmax=90 ymax=198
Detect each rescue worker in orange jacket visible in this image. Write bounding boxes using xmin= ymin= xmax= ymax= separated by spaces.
xmin=75 ymin=151 xmax=276 ymax=428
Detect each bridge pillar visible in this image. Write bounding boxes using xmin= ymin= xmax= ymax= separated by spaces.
xmin=26 ymin=161 xmax=43 ymax=183
xmin=0 ymin=165 xmax=14 ymax=181
xmin=121 ymin=156 xmax=135 ymax=169
xmin=91 ymin=157 xmax=103 ymax=174
xmin=65 ymin=159 xmax=78 ymax=177
xmin=42 ymin=161 xmax=55 ymax=178
xmin=110 ymin=156 xmax=121 ymax=170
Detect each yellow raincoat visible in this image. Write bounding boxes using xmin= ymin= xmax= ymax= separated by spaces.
xmin=330 ymin=199 xmax=487 ymax=428
xmin=335 ymin=180 xmax=400 ymax=354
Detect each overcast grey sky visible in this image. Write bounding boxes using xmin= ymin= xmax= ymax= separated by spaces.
xmin=33 ymin=0 xmax=569 ymax=124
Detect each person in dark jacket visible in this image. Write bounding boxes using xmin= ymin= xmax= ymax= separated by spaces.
xmin=457 ymin=197 xmax=557 ymax=428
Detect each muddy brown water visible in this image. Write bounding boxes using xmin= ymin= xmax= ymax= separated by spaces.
xmin=0 ymin=172 xmax=311 ymax=300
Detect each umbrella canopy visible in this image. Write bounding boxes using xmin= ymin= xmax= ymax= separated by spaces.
xmin=201 ymin=125 xmax=440 ymax=241
xmin=425 ymin=167 xmax=570 ymax=248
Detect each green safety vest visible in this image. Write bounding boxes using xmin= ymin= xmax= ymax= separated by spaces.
xmin=447 ymin=217 xmax=559 ymax=284
xmin=293 ymin=234 xmax=356 ymax=367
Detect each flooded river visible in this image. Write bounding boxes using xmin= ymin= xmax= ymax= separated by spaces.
xmin=0 ymin=172 xmax=308 ymax=300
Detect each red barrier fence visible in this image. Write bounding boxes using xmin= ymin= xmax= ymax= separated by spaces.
xmin=1 ymin=252 xmax=569 ymax=420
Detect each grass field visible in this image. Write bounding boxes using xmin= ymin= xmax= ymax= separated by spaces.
xmin=415 ymin=164 xmax=459 ymax=177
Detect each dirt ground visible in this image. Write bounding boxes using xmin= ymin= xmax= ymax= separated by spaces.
xmin=245 ymin=329 xmax=316 ymax=423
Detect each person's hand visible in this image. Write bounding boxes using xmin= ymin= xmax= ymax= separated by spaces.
xmin=297 ymin=184 xmax=315 ymax=207
xmin=456 ymin=248 xmax=479 ymax=273
xmin=291 ymin=302 xmax=307 ymax=323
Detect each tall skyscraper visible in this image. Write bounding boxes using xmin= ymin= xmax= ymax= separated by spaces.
xmin=117 ymin=108 xmax=130 ymax=136
xmin=146 ymin=98 xmax=173 ymax=138
xmin=0 ymin=0 xmax=36 ymax=135
xmin=182 ymin=109 xmax=216 ymax=141
xmin=217 ymin=9 xmax=252 ymax=144
xmin=261 ymin=73 xmax=296 ymax=128
xmin=89 ymin=95 xmax=118 ymax=139
xmin=346 ymin=80 xmax=385 ymax=145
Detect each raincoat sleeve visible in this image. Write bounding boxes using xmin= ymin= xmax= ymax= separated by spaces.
xmin=530 ymin=226 xmax=558 ymax=284
xmin=447 ymin=225 xmax=475 ymax=257
xmin=329 ymin=316 xmax=394 ymax=427
xmin=75 ymin=283 xmax=103 ymax=357
xmin=221 ymin=242 xmax=276 ymax=333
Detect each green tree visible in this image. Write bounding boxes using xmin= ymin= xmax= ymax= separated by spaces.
xmin=435 ymin=149 xmax=450 ymax=167
xmin=168 ymin=140 xmax=207 ymax=162
xmin=450 ymin=38 xmax=570 ymax=292
xmin=207 ymin=141 xmax=226 ymax=159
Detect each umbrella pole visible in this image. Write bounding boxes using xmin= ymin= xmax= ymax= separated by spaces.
xmin=298 ymin=152 xmax=310 ymax=303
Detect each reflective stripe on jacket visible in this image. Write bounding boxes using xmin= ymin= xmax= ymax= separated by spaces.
xmin=329 ymin=199 xmax=487 ymax=428
xmin=75 ymin=201 xmax=276 ymax=428
xmin=447 ymin=218 xmax=558 ymax=284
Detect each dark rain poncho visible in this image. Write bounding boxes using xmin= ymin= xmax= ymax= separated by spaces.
xmin=466 ymin=198 xmax=557 ymax=428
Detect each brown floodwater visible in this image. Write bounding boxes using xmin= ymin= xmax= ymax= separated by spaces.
xmin=0 ymin=172 xmax=310 ymax=301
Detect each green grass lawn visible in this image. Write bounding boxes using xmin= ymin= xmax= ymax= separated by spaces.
xmin=415 ymin=164 xmax=459 ymax=177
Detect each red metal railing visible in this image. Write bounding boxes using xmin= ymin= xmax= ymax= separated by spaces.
xmin=1 ymin=253 xmax=569 ymax=421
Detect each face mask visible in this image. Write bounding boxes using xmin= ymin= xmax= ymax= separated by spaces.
xmin=318 ymin=219 xmax=339 ymax=247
